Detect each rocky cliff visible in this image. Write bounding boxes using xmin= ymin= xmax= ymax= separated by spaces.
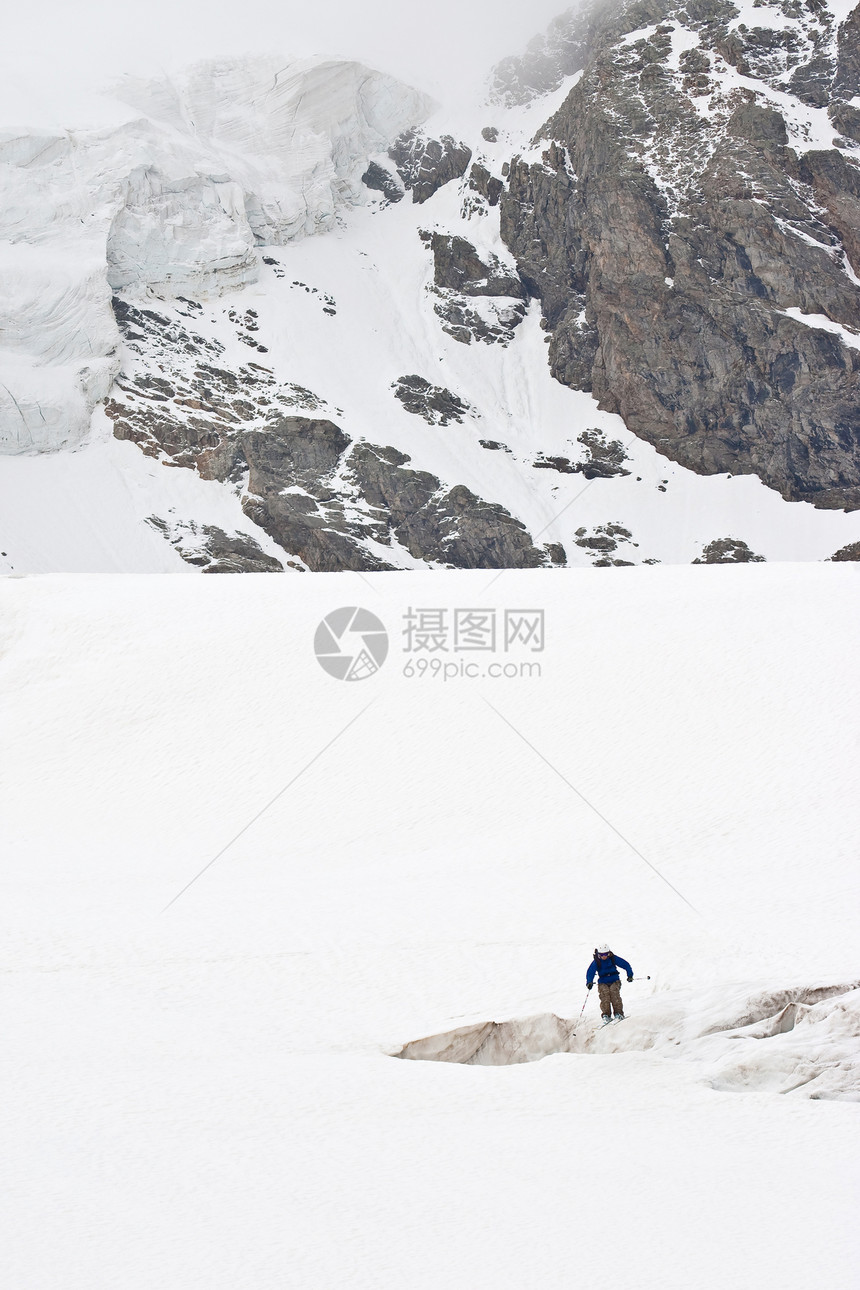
xmin=498 ymin=0 xmax=860 ymax=509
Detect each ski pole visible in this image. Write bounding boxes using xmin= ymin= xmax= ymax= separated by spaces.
xmin=571 ymin=990 xmax=591 ymax=1035
xmin=629 ymin=975 xmax=651 ymax=981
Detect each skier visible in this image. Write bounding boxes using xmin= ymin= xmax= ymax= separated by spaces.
xmin=586 ymin=943 xmax=633 ymax=1024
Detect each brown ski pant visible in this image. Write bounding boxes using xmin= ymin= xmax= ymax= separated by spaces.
xmin=598 ymin=981 xmax=624 ymax=1018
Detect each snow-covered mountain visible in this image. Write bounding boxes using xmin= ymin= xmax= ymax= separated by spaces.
xmin=3 ymin=10 xmax=859 ymax=1279
xmin=2 ymin=2 xmax=860 ymax=574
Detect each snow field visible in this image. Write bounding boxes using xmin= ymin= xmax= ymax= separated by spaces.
xmin=1 ymin=563 xmax=859 ymax=1286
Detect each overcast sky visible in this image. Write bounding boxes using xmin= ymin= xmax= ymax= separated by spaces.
xmin=2 ymin=0 xmax=571 ymax=122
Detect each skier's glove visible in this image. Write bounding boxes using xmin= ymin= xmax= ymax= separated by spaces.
xmin=587 ymin=983 xmax=593 ymax=990
xmin=627 ymin=976 xmax=633 ymax=982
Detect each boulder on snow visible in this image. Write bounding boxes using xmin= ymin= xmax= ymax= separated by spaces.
xmin=391 ymin=375 xmax=471 ymax=425
xmin=692 ymin=538 xmax=766 ymax=564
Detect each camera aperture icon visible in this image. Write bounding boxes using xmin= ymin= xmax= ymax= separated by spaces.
xmin=314 ymin=606 xmax=389 ymax=681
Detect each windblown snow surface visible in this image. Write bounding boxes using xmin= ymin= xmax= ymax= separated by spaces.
xmin=1 ymin=563 xmax=859 ymax=1287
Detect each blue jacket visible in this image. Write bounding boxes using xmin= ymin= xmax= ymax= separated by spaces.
xmin=587 ymin=953 xmax=632 ymax=986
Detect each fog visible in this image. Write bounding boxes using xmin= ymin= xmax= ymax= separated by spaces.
xmin=2 ymin=0 xmax=571 ymax=123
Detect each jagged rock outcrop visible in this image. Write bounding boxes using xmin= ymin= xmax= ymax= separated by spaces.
xmin=106 ymin=299 xmax=327 ymax=480
xmin=498 ymin=0 xmax=860 ymax=509
xmin=388 ymin=131 xmax=473 ymax=203
xmin=692 ymin=538 xmax=766 ymax=563
xmin=423 ymin=231 xmax=527 ymax=344
xmin=533 ymin=453 xmax=579 ymax=474
xmin=349 ymin=445 xmax=547 ymax=568
xmin=392 ymin=375 xmax=471 ymax=424
xmin=574 ymin=521 xmax=638 ymax=565
xmin=467 ymin=163 xmax=504 ymax=207
xmin=146 ymin=518 xmax=285 ymax=572
xmin=429 ymin=233 xmax=525 ymax=298
xmin=532 ymin=428 xmax=630 ymax=478
xmin=829 ymin=539 xmax=860 ymax=559
xmin=106 ymin=292 xmax=548 ymax=572
xmin=361 ymin=161 xmax=405 ymax=203
xmin=576 ymin=429 xmax=631 ymax=479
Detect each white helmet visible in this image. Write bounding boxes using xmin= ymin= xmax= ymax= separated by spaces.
xmin=597 ymin=943 xmax=611 ymax=953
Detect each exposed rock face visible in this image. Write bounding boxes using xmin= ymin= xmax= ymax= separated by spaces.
xmin=146 ymin=517 xmax=285 ymax=572
xmin=576 ymin=429 xmax=631 ymax=479
xmin=692 ymin=538 xmax=766 ymax=563
xmin=429 ymin=233 xmax=525 ymax=298
xmin=532 ymin=428 xmax=631 ymax=478
xmin=498 ymin=0 xmax=860 ymax=510
xmin=430 ymin=294 xmax=528 ymax=345
xmin=392 ymin=375 xmax=471 ymax=424
xmin=829 ymin=539 xmax=860 ymax=559
xmin=361 ymin=161 xmax=405 ymax=203
xmin=467 ymin=163 xmax=504 ymax=207
xmin=388 ymin=131 xmax=473 ymax=203
xmin=105 ymin=299 xmax=327 ymax=480
xmin=425 ymin=232 xmax=527 ymax=345
xmin=107 ymin=292 xmax=548 ymax=572
xmin=533 ymin=453 xmax=580 ymax=474
xmin=574 ymin=522 xmax=638 ymax=565
xmin=239 ymin=422 xmax=394 ymax=573
xmin=349 ymin=444 xmax=547 ymax=567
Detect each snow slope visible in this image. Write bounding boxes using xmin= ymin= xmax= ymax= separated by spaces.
xmin=1 ymin=564 xmax=858 ymax=1286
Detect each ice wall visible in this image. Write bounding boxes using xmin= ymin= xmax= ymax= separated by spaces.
xmin=0 ymin=57 xmax=432 ymax=454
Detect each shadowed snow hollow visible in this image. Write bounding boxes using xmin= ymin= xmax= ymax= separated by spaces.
xmin=0 ymin=56 xmax=431 ymax=453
